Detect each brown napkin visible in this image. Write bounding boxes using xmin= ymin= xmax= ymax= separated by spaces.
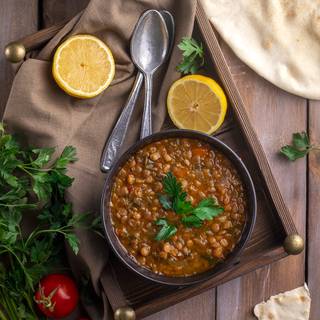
xmin=3 ymin=0 xmax=196 ymax=318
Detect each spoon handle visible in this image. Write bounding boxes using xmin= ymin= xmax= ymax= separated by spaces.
xmin=140 ymin=73 xmax=153 ymax=139
xmin=100 ymin=72 xmax=144 ymax=172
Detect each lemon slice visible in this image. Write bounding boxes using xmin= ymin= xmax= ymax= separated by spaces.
xmin=167 ymin=75 xmax=227 ymax=134
xmin=52 ymin=34 xmax=115 ymax=99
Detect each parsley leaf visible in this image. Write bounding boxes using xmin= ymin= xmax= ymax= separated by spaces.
xmin=280 ymin=132 xmax=319 ymax=161
xmin=30 ymin=239 xmax=53 ymax=264
xmin=192 ymin=205 xmax=224 ymax=221
xmin=161 ymin=173 xmax=193 ymax=214
xmin=182 ymin=197 xmax=224 ymax=228
xmin=181 ymin=215 xmax=202 ymax=228
xmin=155 ymin=218 xmax=177 ymax=241
xmin=163 ymin=171 xmax=182 ymax=197
xmin=159 ymin=194 xmax=172 ymax=210
xmin=31 ymin=147 xmax=55 ymax=167
xmin=65 ymin=233 xmax=80 ymax=254
xmin=173 ymin=197 xmax=193 ymax=214
xmin=32 ymin=172 xmax=52 ymax=201
xmin=157 ymin=173 xmax=224 ymax=232
xmin=54 ymin=146 xmax=77 ymax=169
xmin=280 ymin=146 xmax=307 ymax=161
xmin=197 ymin=198 xmax=218 ymax=207
xmin=177 ymin=37 xmax=205 ymax=74
xmin=292 ymin=132 xmax=309 ymax=149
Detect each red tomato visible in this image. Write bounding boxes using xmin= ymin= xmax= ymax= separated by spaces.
xmin=34 ymin=274 xmax=79 ymax=319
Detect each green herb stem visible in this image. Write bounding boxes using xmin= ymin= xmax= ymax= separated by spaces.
xmin=16 ymin=165 xmax=33 ymax=177
xmin=0 ymin=245 xmax=33 ymax=291
xmin=22 ymin=291 xmax=37 ymax=318
xmin=25 ymin=227 xmax=70 ymax=247
xmin=0 ymin=203 xmax=37 ymax=208
xmin=0 ymin=308 xmax=8 ymax=320
xmin=0 ymin=289 xmax=17 ymax=320
xmin=19 ymin=165 xmax=52 ymax=172
xmin=0 ymin=293 xmax=9 ymax=320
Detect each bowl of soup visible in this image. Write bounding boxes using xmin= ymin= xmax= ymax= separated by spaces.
xmin=101 ymin=130 xmax=256 ymax=285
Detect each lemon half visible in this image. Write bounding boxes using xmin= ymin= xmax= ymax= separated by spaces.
xmin=167 ymin=75 xmax=227 ymax=134
xmin=52 ymin=34 xmax=115 ymax=99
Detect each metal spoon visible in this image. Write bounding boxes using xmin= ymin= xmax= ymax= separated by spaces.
xmin=161 ymin=11 xmax=175 ymax=60
xmin=100 ymin=10 xmax=174 ymax=172
xmin=131 ymin=10 xmax=169 ymax=139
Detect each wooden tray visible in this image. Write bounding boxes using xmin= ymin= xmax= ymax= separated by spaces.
xmin=6 ymin=2 xmax=302 ymax=319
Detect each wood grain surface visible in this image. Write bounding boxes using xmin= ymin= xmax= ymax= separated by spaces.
xmin=215 ymin=42 xmax=306 ymax=320
xmin=0 ymin=0 xmax=38 ymax=117
xmin=0 ymin=1 xmax=316 ymax=319
xmin=308 ymin=100 xmax=320 ymax=320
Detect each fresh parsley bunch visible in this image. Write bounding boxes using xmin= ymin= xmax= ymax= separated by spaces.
xmin=156 ymin=172 xmax=224 ymax=241
xmin=176 ymin=37 xmax=205 ymax=74
xmin=0 ymin=123 xmax=97 ymax=319
xmin=280 ymin=132 xmax=319 ymax=161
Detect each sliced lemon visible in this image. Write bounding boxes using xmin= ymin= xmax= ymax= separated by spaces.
xmin=52 ymin=34 xmax=115 ymax=99
xmin=167 ymin=75 xmax=227 ymax=134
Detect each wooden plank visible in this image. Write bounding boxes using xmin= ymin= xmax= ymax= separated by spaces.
xmin=145 ymin=290 xmax=215 ymax=320
xmin=0 ymin=0 xmax=38 ymax=117
xmin=215 ymin=42 xmax=306 ymax=319
xmin=308 ymin=100 xmax=320 ymax=320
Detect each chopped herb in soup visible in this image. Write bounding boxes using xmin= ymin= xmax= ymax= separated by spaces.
xmin=110 ymin=138 xmax=246 ymax=276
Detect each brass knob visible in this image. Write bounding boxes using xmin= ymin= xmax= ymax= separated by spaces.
xmin=283 ymin=234 xmax=304 ymax=255
xmin=114 ymin=307 xmax=136 ymax=320
xmin=4 ymin=42 xmax=26 ymax=63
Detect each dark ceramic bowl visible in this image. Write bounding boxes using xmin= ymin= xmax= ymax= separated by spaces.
xmin=101 ymin=129 xmax=256 ymax=286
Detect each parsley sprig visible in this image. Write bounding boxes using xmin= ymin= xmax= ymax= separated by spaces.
xmin=176 ymin=37 xmax=205 ymax=74
xmin=155 ymin=172 xmax=224 ymax=241
xmin=280 ymin=132 xmax=320 ymax=161
xmin=0 ymin=123 xmax=99 ymax=319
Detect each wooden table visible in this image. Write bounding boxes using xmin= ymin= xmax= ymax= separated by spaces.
xmin=0 ymin=1 xmax=318 ymax=319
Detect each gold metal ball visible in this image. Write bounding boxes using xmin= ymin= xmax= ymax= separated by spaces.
xmin=283 ymin=234 xmax=304 ymax=255
xmin=114 ymin=307 xmax=136 ymax=320
xmin=4 ymin=42 xmax=26 ymax=63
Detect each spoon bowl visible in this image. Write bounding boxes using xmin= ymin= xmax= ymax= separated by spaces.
xmin=131 ymin=10 xmax=169 ymax=139
xmin=131 ymin=10 xmax=169 ymax=74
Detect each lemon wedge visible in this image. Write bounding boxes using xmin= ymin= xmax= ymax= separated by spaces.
xmin=52 ymin=34 xmax=115 ymax=99
xmin=167 ymin=75 xmax=227 ymax=134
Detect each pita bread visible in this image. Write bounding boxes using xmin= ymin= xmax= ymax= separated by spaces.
xmin=201 ymin=0 xmax=320 ymax=99
xmin=253 ymin=284 xmax=311 ymax=320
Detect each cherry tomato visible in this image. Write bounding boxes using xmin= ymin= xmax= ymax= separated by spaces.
xmin=34 ymin=274 xmax=79 ymax=319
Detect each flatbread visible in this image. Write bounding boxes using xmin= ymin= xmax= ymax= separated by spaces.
xmin=253 ymin=284 xmax=311 ymax=320
xmin=201 ymin=0 xmax=320 ymax=100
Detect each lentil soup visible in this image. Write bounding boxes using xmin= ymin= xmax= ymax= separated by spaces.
xmin=109 ymin=138 xmax=247 ymax=277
